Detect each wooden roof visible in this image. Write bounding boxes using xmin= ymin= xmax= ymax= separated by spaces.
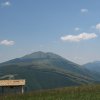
xmin=0 ymin=80 xmax=25 ymax=86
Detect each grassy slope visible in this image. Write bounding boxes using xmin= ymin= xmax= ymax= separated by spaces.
xmin=0 ymin=85 xmax=100 ymax=100
xmin=0 ymin=63 xmax=94 ymax=91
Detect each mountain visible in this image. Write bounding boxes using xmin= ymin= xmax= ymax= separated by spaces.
xmin=22 ymin=51 xmax=62 ymax=59
xmin=0 ymin=51 xmax=97 ymax=91
xmin=83 ymin=61 xmax=100 ymax=73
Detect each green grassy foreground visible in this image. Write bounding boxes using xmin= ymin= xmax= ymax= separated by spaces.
xmin=0 ymin=85 xmax=100 ymax=100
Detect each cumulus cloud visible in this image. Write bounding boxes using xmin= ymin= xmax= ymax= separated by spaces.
xmin=1 ymin=1 xmax=11 ymax=7
xmin=75 ymin=27 xmax=80 ymax=31
xmin=0 ymin=40 xmax=15 ymax=46
xmin=96 ymin=23 xmax=100 ymax=30
xmin=81 ymin=9 xmax=88 ymax=13
xmin=61 ymin=33 xmax=97 ymax=42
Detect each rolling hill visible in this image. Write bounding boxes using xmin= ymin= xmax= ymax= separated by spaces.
xmin=0 ymin=51 xmax=97 ymax=91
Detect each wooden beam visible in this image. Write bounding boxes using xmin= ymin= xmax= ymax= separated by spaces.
xmin=1 ymin=87 xmax=4 ymax=94
xmin=21 ymin=86 xmax=24 ymax=94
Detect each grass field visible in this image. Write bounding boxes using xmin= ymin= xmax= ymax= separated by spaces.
xmin=0 ymin=85 xmax=100 ymax=100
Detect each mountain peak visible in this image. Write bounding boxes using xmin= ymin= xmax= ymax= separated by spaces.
xmin=22 ymin=51 xmax=62 ymax=59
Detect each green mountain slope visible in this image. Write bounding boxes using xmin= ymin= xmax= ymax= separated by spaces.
xmin=0 ymin=51 xmax=96 ymax=91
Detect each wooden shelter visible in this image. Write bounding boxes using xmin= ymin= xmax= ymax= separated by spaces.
xmin=0 ymin=80 xmax=25 ymax=94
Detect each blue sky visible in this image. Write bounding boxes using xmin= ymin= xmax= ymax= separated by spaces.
xmin=0 ymin=0 xmax=100 ymax=64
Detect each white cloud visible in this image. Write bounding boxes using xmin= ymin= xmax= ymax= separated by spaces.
xmin=96 ymin=23 xmax=100 ymax=30
xmin=1 ymin=1 xmax=11 ymax=7
xmin=75 ymin=27 xmax=80 ymax=31
xmin=0 ymin=40 xmax=15 ymax=46
xmin=81 ymin=9 xmax=88 ymax=13
xmin=61 ymin=33 xmax=97 ymax=42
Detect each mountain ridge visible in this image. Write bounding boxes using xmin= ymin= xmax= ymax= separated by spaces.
xmin=0 ymin=51 xmax=98 ymax=91
xmin=83 ymin=61 xmax=100 ymax=73
xmin=22 ymin=51 xmax=63 ymax=59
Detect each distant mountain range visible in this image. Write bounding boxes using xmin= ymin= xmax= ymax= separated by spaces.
xmin=83 ymin=61 xmax=100 ymax=73
xmin=0 ymin=51 xmax=99 ymax=91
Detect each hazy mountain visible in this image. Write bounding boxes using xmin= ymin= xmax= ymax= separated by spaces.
xmin=83 ymin=61 xmax=100 ymax=73
xmin=0 ymin=51 xmax=97 ymax=91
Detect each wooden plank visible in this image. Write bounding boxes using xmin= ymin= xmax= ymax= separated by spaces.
xmin=0 ymin=80 xmax=25 ymax=86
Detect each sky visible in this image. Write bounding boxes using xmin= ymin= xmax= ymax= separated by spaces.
xmin=0 ymin=0 xmax=100 ymax=65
